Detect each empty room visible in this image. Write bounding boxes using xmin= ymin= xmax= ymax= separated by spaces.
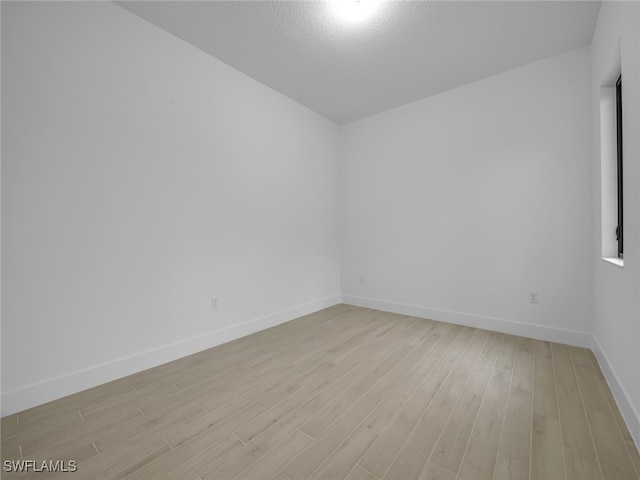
xmin=1 ymin=0 xmax=639 ymax=478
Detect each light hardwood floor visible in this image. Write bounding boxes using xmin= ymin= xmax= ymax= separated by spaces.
xmin=2 ymin=305 xmax=639 ymax=479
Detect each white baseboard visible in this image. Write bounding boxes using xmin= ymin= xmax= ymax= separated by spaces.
xmin=592 ymin=335 xmax=640 ymax=446
xmin=342 ymin=294 xmax=593 ymax=347
xmin=6 ymin=293 xmax=638 ymax=451
xmin=1 ymin=295 xmax=341 ymax=417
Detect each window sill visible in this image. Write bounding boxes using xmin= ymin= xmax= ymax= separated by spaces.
xmin=603 ymin=257 xmax=624 ymax=268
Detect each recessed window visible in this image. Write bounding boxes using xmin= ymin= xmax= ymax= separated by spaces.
xmin=599 ymin=59 xmax=623 ymax=266
xmin=615 ymin=75 xmax=623 ymax=259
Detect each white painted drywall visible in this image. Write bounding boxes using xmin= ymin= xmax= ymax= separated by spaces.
xmin=2 ymin=2 xmax=639 ymax=448
xmin=1 ymin=1 xmax=340 ymax=414
xmin=590 ymin=0 xmax=640 ymax=444
xmin=340 ymin=47 xmax=593 ymax=345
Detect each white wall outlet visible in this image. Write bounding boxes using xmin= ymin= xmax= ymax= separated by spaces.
xmin=529 ymin=292 xmax=539 ymax=304
xmin=360 ymin=274 xmax=365 ymax=284
xmin=212 ymin=297 xmax=218 ymax=309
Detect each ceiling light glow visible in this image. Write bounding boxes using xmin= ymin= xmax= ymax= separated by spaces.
xmin=331 ymin=0 xmax=382 ymax=24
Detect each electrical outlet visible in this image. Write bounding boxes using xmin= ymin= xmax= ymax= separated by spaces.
xmin=360 ymin=274 xmax=365 ymax=284
xmin=529 ymin=292 xmax=538 ymax=304
xmin=212 ymin=297 xmax=218 ymax=309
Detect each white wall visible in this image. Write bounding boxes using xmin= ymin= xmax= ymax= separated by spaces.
xmin=340 ymin=47 xmax=593 ymax=346
xmin=1 ymin=1 xmax=341 ymax=415
xmin=2 ymin=2 xmax=639 ymax=448
xmin=590 ymin=0 xmax=640 ymax=444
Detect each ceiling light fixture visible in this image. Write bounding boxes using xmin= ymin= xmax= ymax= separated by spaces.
xmin=330 ymin=0 xmax=382 ymax=24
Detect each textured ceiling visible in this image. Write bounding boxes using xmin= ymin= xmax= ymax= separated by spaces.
xmin=116 ymin=1 xmax=601 ymax=124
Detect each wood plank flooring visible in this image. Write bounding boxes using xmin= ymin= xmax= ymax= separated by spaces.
xmin=2 ymin=304 xmax=639 ymax=479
